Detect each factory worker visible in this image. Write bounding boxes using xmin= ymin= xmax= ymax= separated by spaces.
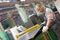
xmin=35 ymin=4 xmax=56 ymax=32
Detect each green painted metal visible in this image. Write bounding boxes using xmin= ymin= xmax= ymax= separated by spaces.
xmin=47 ymin=29 xmax=57 ymax=40
xmin=1 ymin=19 xmax=13 ymax=29
xmin=35 ymin=33 xmax=44 ymax=40
xmin=34 ymin=29 xmax=57 ymax=40
xmin=0 ymin=31 xmax=9 ymax=40
xmin=15 ymin=4 xmax=29 ymax=24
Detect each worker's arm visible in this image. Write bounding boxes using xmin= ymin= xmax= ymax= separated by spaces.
xmin=42 ymin=17 xmax=53 ymax=32
xmin=46 ymin=19 xmax=52 ymax=28
xmin=42 ymin=8 xmax=56 ymax=32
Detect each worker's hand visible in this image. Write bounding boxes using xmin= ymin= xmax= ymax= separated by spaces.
xmin=42 ymin=26 xmax=48 ymax=32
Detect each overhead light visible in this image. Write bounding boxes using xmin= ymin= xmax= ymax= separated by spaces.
xmin=2 ymin=0 xmax=10 ymax=2
xmin=20 ymin=0 xmax=25 ymax=1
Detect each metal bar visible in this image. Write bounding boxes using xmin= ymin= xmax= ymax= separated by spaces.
xmin=16 ymin=24 xmax=40 ymax=39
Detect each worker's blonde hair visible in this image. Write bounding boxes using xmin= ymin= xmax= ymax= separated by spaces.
xmin=35 ymin=4 xmax=42 ymax=9
xmin=35 ymin=4 xmax=44 ymax=12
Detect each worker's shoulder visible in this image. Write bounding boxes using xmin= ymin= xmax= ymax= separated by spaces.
xmin=46 ymin=7 xmax=53 ymax=12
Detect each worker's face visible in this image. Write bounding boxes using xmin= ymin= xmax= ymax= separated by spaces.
xmin=36 ymin=5 xmax=44 ymax=12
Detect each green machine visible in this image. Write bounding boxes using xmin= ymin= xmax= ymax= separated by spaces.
xmin=1 ymin=18 xmax=13 ymax=30
xmin=0 ymin=19 xmax=13 ymax=40
xmin=15 ymin=4 xmax=29 ymax=24
xmin=34 ymin=29 xmax=57 ymax=40
xmin=0 ymin=31 xmax=9 ymax=40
